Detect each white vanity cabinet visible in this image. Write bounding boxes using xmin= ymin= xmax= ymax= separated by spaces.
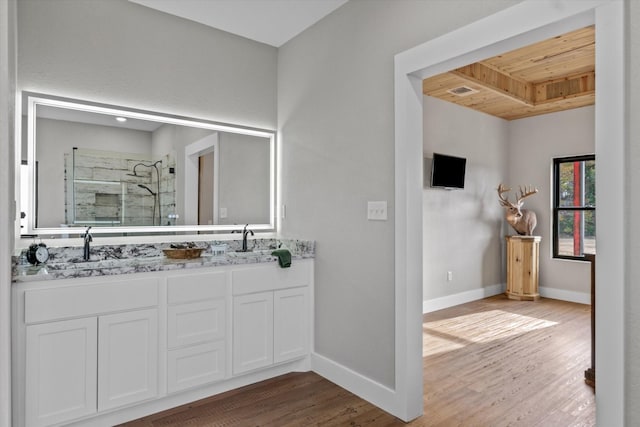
xmin=232 ymin=262 xmax=311 ymax=375
xmin=166 ymin=271 xmax=227 ymax=393
xmin=16 ymin=277 xmax=160 ymax=427
xmin=13 ymin=258 xmax=313 ymax=427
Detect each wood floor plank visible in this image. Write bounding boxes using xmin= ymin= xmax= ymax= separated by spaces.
xmin=119 ymin=295 xmax=594 ymax=426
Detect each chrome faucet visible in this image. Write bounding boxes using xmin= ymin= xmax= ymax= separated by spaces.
xmin=83 ymin=226 xmax=92 ymax=261
xmin=232 ymin=224 xmax=254 ymax=252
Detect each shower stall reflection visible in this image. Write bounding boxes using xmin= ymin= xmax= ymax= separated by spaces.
xmin=137 ymin=184 xmax=159 ymax=225
xmin=127 ymin=160 xmax=162 ymax=226
xmin=64 ymin=149 xmax=175 ymax=227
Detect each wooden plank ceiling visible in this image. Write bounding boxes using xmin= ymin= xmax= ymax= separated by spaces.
xmin=422 ymin=26 xmax=595 ymax=121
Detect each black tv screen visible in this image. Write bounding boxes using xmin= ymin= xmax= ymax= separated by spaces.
xmin=430 ymin=153 xmax=466 ymax=189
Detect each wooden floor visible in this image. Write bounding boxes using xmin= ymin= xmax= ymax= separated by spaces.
xmin=120 ymin=295 xmax=595 ymax=426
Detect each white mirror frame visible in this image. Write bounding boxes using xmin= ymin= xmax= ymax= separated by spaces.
xmin=21 ymin=93 xmax=276 ymax=236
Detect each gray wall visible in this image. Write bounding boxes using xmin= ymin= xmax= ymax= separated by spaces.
xmin=421 ymin=98 xmax=594 ymax=305
xmin=508 ymin=106 xmax=594 ymax=296
xmin=278 ymin=0 xmax=521 ymax=388
xmin=152 ymin=124 xmax=213 ymax=225
xmin=34 ymin=118 xmax=153 ymax=227
xmin=151 ymin=125 xmax=270 ymax=226
xmin=218 ymin=132 xmax=270 ymax=226
xmin=17 ymin=0 xmax=277 ymax=229
xmin=627 ymin=0 xmax=640 ymax=424
xmin=422 ymin=96 xmax=508 ymax=301
xmin=17 ymin=0 xmax=277 ymax=129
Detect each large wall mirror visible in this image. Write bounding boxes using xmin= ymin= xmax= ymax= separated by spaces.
xmin=19 ymin=93 xmax=275 ymax=237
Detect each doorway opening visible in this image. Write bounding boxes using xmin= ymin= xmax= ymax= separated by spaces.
xmin=394 ymin=2 xmax=624 ymax=423
xmin=198 ymin=151 xmax=215 ymax=225
xmin=184 ymin=133 xmax=220 ymax=226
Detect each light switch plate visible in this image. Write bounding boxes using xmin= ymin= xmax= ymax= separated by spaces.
xmin=219 ymin=207 xmax=227 ymax=219
xmin=367 ymin=201 xmax=387 ymax=221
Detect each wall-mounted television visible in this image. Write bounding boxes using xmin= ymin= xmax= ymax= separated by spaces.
xmin=430 ymin=153 xmax=466 ymax=189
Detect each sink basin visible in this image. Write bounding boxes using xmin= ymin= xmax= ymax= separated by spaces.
xmin=226 ymin=250 xmax=273 ymax=258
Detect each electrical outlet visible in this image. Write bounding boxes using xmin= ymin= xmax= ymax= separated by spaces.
xmin=219 ymin=208 xmax=227 ymax=219
xmin=367 ymin=201 xmax=388 ymax=221
xmin=447 ymin=271 xmax=453 ymax=282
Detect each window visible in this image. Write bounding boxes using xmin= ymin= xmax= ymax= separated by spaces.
xmin=553 ymin=155 xmax=595 ymax=259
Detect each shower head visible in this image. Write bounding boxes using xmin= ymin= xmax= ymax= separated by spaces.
xmin=138 ymin=184 xmax=156 ymax=196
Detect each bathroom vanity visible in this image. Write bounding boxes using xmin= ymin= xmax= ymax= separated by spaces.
xmin=11 ymin=241 xmax=314 ymax=427
xmin=12 ymin=91 xmax=309 ymax=426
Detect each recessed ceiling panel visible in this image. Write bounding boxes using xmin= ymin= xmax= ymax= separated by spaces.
xmin=423 ymin=26 xmax=595 ymax=120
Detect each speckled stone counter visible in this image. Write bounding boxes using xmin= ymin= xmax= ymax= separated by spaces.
xmin=12 ymin=238 xmax=314 ymax=282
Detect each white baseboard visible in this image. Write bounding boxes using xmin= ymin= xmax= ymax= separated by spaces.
xmin=422 ymin=283 xmax=505 ymax=313
xmin=311 ymin=352 xmax=398 ymax=417
xmin=539 ymin=286 xmax=590 ymax=305
xmin=422 ymin=284 xmax=590 ymax=314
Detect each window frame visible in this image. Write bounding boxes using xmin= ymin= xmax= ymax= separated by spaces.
xmin=552 ymin=154 xmax=596 ymax=261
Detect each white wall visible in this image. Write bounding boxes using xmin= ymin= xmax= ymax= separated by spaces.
xmin=508 ymin=106 xmax=594 ymax=299
xmin=278 ymin=0 xmax=522 ymax=389
xmin=423 ymin=96 xmax=508 ymax=301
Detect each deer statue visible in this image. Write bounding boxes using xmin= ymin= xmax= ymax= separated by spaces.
xmin=497 ymin=183 xmax=539 ymax=236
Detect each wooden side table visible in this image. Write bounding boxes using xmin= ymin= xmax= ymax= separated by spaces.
xmin=505 ymin=236 xmax=541 ymax=301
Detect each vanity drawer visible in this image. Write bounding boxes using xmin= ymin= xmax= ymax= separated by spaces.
xmin=167 ymin=271 xmax=227 ymax=304
xmin=24 ymin=277 xmax=159 ymax=324
xmin=232 ymin=262 xmax=310 ymax=295
xmin=167 ymin=299 xmax=226 ymax=348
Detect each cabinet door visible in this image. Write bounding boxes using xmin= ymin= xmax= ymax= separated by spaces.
xmin=25 ymin=318 xmax=97 ymax=427
xmin=232 ymin=292 xmax=273 ymax=374
xmin=274 ymin=287 xmax=309 ymax=363
xmin=506 ymin=239 xmax=524 ymax=294
xmin=98 ymin=308 xmax=158 ymax=411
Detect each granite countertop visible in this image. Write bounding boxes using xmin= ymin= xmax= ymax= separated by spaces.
xmin=12 ymin=239 xmax=314 ymax=282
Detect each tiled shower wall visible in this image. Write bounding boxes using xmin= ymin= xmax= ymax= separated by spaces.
xmin=64 ymin=149 xmax=176 ymax=226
